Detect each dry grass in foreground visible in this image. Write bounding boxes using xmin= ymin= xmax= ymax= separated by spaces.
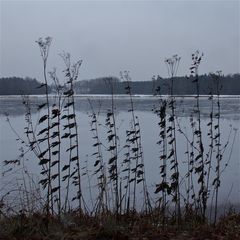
xmin=0 ymin=212 xmax=240 ymax=240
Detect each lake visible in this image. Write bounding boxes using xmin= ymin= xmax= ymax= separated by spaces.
xmin=0 ymin=95 xmax=239 ymax=216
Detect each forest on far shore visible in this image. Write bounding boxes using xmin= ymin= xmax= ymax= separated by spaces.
xmin=0 ymin=73 xmax=239 ymax=95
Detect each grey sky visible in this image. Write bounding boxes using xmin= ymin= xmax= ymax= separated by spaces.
xmin=0 ymin=0 xmax=239 ymax=82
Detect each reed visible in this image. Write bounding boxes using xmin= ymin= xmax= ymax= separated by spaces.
xmin=104 ymin=77 xmax=120 ymax=218
xmin=121 ymin=71 xmax=152 ymax=214
xmin=88 ymin=99 xmax=108 ymax=215
xmin=165 ymin=55 xmax=181 ymax=225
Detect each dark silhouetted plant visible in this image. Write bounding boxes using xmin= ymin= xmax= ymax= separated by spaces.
xmin=164 ymin=55 xmax=181 ymax=224
xmin=121 ymin=71 xmax=152 ymax=215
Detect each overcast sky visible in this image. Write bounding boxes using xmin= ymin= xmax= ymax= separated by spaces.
xmin=0 ymin=0 xmax=239 ymax=82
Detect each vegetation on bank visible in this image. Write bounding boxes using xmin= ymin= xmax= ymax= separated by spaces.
xmin=0 ymin=77 xmax=48 ymax=95
xmin=0 ymin=38 xmax=239 ymax=239
xmin=73 ymin=73 xmax=240 ymax=95
xmin=1 ymin=74 xmax=240 ymax=95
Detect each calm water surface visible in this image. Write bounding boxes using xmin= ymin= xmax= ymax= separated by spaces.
xmin=0 ymin=95 xmax=239 ymax=212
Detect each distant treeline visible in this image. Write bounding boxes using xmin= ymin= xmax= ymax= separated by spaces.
xmin=74 ymin=74 xmax=240 ymax=95
xmin=0 ymin=77 xmax=47 ymax=95
xmin=1 ymin=74 xmax=240 ymax=95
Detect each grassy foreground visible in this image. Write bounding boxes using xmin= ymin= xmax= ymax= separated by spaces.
xmin=0 ymin=212 xmax=240 ymax=240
